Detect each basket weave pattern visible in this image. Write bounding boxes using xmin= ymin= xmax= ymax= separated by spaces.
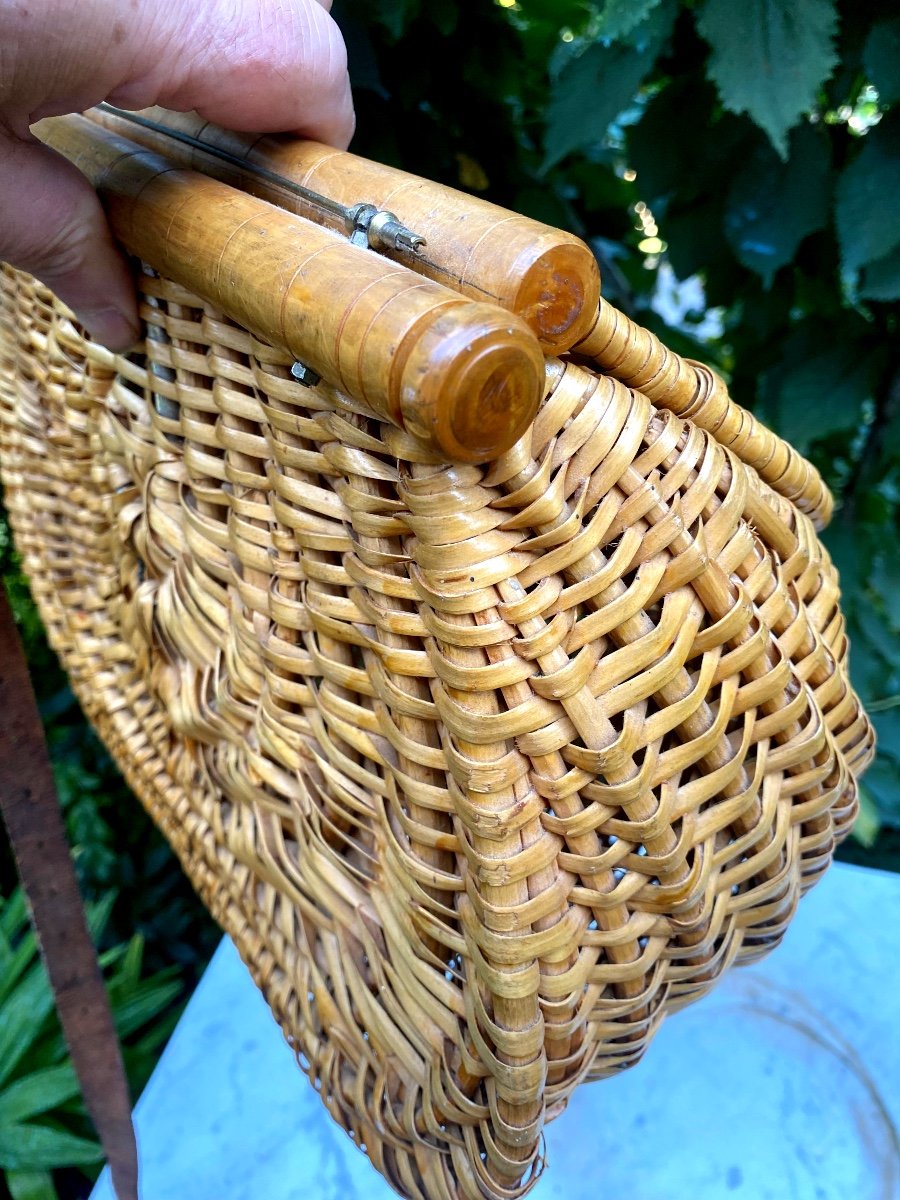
xmin=0 ymin=262 xmax=874 ymax=1200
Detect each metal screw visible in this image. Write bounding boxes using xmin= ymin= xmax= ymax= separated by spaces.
xmin=290 ymin=361 xmax=321 ymax=387
xmin=348 ymin=203 xmax=426 ymax=254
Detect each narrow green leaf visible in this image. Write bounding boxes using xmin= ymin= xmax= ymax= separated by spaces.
xmin=111 ymin=978 xmax=183 ymax=1041
xmin=0 ymin=964 xmax=56 ymax=1090
xmin=724 ymin=124 xmax=830 ymax=284
xmin=5 ymin=1169 xmax=59 ymax=1200
xmin=0 ymin=1064 xmax=81 ymax=1125
xmin=0 ymin=931 xmax=39 ymax=1006
xmin=697 ymin=0 xmax=838 ymax=157
xmin=835 ymin=112 xmax=900 ymax=276
xmin=97 ymin=942 xmax=130 ymax=972
xmin=543 ymin=1 xmax=675 ymax=170
xmin=0 ymin=888 xmax=28 ymax=941
xmin=863 ymin=17 xmax=900 ymax=107
xmin=85 ymin=890 xmax=117 ymax=944
xmin=118 ymin=934 xmax=145 ymax=990
xmin=0 ymin=1124 xmax=102 ymax=1170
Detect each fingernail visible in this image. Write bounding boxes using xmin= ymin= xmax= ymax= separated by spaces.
xmin=76 ymin=306 xmax=141 ymax=352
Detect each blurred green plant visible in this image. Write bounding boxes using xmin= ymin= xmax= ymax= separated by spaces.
xmin=336 ymin=0 xmax=900 ymax=855
xmin=0 ymin=886 xmax=182 ymax=1200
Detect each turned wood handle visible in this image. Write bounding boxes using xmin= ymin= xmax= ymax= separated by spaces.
xmin=88 ymin=106 xmax=600 ymax=355
xmin=35 ymin=114 xmax=544 ymax=464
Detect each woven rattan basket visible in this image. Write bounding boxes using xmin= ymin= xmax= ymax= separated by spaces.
xmin=0 ymin=108 xmax=875 ymax=1200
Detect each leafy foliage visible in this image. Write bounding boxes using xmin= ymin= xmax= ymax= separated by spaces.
xmin=835 ymin=110 xmax=900 ymax=282
xmin=697 ymin=0 xmax=839 ymax=157
xmin=723 ymin=124 xmax=831 ymax=286
xmin=0 ymin=887 xmax=184 ymax=1198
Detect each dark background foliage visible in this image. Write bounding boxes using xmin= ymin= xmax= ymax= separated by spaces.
xmin=0 ymin=0 xmax=897 ymax=1191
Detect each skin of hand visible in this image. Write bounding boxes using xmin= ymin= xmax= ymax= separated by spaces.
xmin=0 ymin=0 xmax=354 ymax=349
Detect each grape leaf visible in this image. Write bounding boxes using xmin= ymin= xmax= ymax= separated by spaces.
xmin=697 ymin=0 xmax=839 ymax=158
xmin=835 ymin=112 xmax=900 ymax=276
xmin=367 ymin=0 xmax=420 ymax=40
xmin=595 ymin=0 xmax=662 ymax=42
xmin=543 ymin=0 xmax=676 ymax=170
xmin=628 ymin=78 xmax=749 ymax=206
xmin=859 ymin=758 xmax=900 ymax=829
xmin=724 ymin=124 xmax=830 ymax=284
xmin=860 ymin=245 xmax=900 ymax=302
xmin=760 ymin=331 xmax=874 ymax=453
xmin=863 ymin=17 xmax=900 ymax=106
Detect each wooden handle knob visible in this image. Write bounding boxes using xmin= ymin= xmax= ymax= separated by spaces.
xmin=35 ymin=114 xmax=544 ymax=464
xmin=89 ymin=106 xmax=601 ymax=355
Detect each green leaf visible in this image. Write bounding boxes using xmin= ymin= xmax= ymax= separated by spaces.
xmin=835 ymin=112 xmax=900 ymax=276
xmin=111 ymin=977 xmax=183 ymax=1041
xmin=858 ymin=757 xmax=900 ymax=829
xmin=854 ymin=786 xmax=882 ymax=848
xmin=85 ymin=890 xmax=117 ymax=945
xmin=0 ymin=964 xmax=56 ymax=1090
xmin=760 ymin=331 xmax=874 ymax=453
xmin=662 ymin=199 xmax=737 ymax=300
xmin=628 ymin=77 xmax=749 ymax=205
xmin=872 ymin=710 xmax=900 ymax=766
xmin=0 ymin=1065 xmax=81 ymax=1125
xmin=863 ymin=17 xmax=900 ymax=107
xmin=697 ymin=0 xmax=839 ymax=157
xmin=595 ymin=0 xmax=662 ymax=41
xmin=871 ymin=547 xmax=900 ymax=633
xmin=5 ymin=1170 xmax=59 ymax=1200
xmin=543 ymin=0 xmax=676 ymax=170
xmin=118 ymin=931 xmax=147 ymax=988
xmin=0 ymin=1124 xmax=102 ymax=1170
xmin=0 ymin=929 xmax=39 ymax=1006
xmin=724 ymin=124 xmax=830 ymax=284
xmin=0 ymin=888 xmax=28 ymax=941
xmin=859 ymin=244 xmax=900 ymax=302
xmin=367 ymin=0 xmax=420 ymax=40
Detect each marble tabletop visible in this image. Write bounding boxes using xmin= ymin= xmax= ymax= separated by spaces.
xmin=91 ymin=861 xmax=900 ymax=1200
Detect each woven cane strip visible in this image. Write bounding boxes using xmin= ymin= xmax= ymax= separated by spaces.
xmin=577 ymin=299 xmax=833 ymax=529
xmin=0 ymin=262 xmax=874 ymax=1200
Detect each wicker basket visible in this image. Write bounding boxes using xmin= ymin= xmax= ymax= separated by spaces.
xmin=0 ymin=109 xmax=874 ymax=1200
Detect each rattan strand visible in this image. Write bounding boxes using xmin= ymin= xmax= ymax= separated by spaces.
xmin=0 ymin=261 xmax=873 ymax=1200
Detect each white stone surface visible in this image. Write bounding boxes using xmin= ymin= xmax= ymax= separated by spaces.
xmin=92 ymin=862 xmax=900 ymax=1200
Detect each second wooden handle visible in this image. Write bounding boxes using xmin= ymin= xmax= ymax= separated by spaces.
xmin=36 ymin=115 xmax=544 ymax=464
xmin=90 ymin=106 xmax=601 ymax=355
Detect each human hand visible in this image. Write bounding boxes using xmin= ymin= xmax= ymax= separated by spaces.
xmin=0 ymin=0 xmax=354 ymax=349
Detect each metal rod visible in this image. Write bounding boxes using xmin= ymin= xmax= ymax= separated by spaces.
xmin=95 ymin=103 xmax=426 ymax=254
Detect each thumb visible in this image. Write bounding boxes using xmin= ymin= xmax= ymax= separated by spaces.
xmin=143 ymin=0 xmax=355 ymax=148
xmin=0 ymin=131 xmax=139 ymax=351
